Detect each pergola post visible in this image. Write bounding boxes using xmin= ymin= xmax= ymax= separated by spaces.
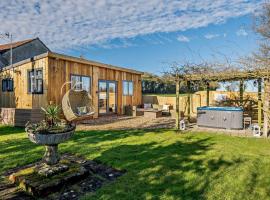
xmin=263 ymin=78 xmax=270 ymax=137
xmin=187 ymin=81 xmax=191 ymax=121
xmin=258 ymin=78 xmax=262 ymax=127
xmin=239 ymin=79 xmax=244 ymax=107
xmin=175 ymin=79 xmax=180 ymax=130
xmin=206 ymin=82 xmax=210 ymax=106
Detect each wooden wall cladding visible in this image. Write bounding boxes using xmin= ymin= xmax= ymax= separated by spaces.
xmin=1 ymin=108 xmax=44 ymax=127
xmin=0 ymin=55 xmax=142 ymax=119
xmin=0 ymin=57 xmax=48 ymax=109
xmin=47 ymin=57 xmax=142 ymax=116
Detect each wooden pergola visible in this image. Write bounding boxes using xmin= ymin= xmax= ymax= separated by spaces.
xmin=175 ymin=69 xmax=270 ymax=137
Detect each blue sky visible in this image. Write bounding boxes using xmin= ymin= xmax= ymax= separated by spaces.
xmin=0 ymin=0 xmax=263 ymax=74
xmin=64 ymin=15 xmax=259 ymax=74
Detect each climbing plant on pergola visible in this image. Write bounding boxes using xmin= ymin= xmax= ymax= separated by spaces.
xmin=165 ymin=62 xmax=270 ymax=137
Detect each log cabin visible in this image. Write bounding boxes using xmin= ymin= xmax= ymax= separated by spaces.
xmin=0 ymin=38 xmax=143 ymax=126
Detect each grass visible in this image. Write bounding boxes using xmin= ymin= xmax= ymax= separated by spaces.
xmin=2 ymin=126 xmax=270 ymax=199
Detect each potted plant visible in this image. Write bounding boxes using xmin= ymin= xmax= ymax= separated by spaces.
xmin=26 ymin=105 xmax=76 ymax=165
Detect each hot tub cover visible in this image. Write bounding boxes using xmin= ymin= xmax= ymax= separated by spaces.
xmin=197 ymin=106 xmax=243 ymax=111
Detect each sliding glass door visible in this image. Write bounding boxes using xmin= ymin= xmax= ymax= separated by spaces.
xmin=98 ymin=81 xmax=107 ymax=114
xmin=98 ymin=80 xmax=117 ymax=114
xmin=108 ymin=82 xmax=117 ymax=113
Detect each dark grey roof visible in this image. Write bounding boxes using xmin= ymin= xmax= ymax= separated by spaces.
xmin=0 ymin=56 xmax=7 ymax=68
xmin=0 ymin=39 xmax=35 ymax=53
xmin=0 ymin=38 xmax=50 ymax=68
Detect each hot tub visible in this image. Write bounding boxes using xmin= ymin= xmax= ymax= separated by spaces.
xmin=197 ymin=106 xmax=243 ymax=130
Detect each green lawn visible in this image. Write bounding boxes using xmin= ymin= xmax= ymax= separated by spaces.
xmin=1 ymin=126 xmax=270 ymax=199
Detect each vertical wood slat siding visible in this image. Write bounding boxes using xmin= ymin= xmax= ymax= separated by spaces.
xmin=92 ymin=66 xmax=99 ymax=118
xmin=46 ymin=57 xmax=142 ymax=116
xmin=0 ymin=55 xmax=142 ymax=118
xmin=1 ymin=108 xmax=44 ymax=127
xmin=0 ymin=57 xmax=48 ymax=109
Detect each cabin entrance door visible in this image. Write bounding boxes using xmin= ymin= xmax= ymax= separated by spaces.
xmin=98 ymin=80 xmax=117 ymax=115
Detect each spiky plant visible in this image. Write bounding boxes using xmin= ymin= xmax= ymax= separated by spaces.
xmin=41 ymin=105 xmax=61 ymax=127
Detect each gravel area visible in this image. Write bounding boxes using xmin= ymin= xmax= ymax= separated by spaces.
xmin=77 ymin=115 xmax=255 ymax=138
xmin=77 ymin=115 xmax=175 ymax=131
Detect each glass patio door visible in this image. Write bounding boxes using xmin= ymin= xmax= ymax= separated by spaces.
xmin=98 ymin=81 xmax=117 ymax=114
xmin=108 ymin=82 xmax=117 ymax=113
xmin=98 ymin=81 xmax=107 ymax=114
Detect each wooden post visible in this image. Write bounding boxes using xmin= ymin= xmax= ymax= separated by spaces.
xmin=263 ymin=78 xmax=270 ymax=137
xmin=175 ymin=79 xmax=180 ymax=130
xmin=187 ymin=81 xmax=191 ymax=121
xmin=206 ymin=82 xmax=210 ymax=106
xmin=258 ymin=78 xmax=262 ymax=127
xmin=239 ymin=80 xmax=244 ymax=107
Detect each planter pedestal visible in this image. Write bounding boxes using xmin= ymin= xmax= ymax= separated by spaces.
xmin=27 ymin=126 xmax=75 ymax=165
xmin=44 ymin=145 xmax=60 ymax=165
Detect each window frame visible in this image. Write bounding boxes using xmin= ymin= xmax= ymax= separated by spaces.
xmin=2 ymin=78 xmax=14 ymax=92
xmin=122 ymin=80 xmax=134 ymax=96
xmin=70 ymin=74 xmax=91 ymax=93
xmin=27 ymin=68 xmax=44 ymax=94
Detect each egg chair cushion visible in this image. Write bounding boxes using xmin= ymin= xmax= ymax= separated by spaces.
xmin=77 ymin=106 xmax=87 ymax=115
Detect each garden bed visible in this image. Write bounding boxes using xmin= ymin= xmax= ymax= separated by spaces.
xmin=2 ymin=154 xmax=125 ymax=199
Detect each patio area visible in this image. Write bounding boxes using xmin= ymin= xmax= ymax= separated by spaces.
xmin=77 ymin=115 xmax=175 ymax=131
xmin=78 ymin=115 xmax=256 ymax=138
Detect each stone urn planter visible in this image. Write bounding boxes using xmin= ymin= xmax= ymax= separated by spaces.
xmin=26 ymin=125 xmax=76 ymax=165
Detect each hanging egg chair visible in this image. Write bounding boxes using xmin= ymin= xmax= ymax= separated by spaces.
xmin=61 ymin=81 xmax=95 ymax=122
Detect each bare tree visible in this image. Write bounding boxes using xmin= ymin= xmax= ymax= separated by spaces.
xmin=241 ymin=3 xmax=270 ymax=71
xmin=163 ymin=61 xmax=218 ymax=130
xmin=237 ymin=3 xmax=270 ymax=137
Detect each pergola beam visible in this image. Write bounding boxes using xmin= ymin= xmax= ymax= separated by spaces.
xmin=182 ymin=70 xmax=268 ymax=82
xmin=258 ymin=78 xmax=262 ymax=127
xmin=187 ymin=81 xmax=191 ymax=121
xmin=206 ymin=82 xmax=210 ymax=106
xmin=239 ymin=80 xmax=244 ymax=107
xmin=263 ymin=78 xmax=270 ymax=137
xmin=175 ymin=79 xmax=180 ymax=130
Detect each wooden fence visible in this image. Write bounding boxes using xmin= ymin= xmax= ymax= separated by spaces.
xmin=143 ymin=91 xmax=262 ymax=122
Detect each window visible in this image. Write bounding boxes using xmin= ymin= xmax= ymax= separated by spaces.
xmin=71 ymin=75 xmax=81 ymax=90
xmin=2 ymin=79 xmax=13 ymax=92
xmin=123 ymin=80 xmax=133 ymax=96
xmin=71 ymin=75 xmax=91 ymax=92
xmin=28 ymin=69 xmax=43 ymax=94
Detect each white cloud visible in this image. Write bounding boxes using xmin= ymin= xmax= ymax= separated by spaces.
xmin=0 ymin=0 xmax=262 ymax=50
xmin=177 ymin=35 xmax=190 ymax=42
xmin=204 ymin=34 xmax=220 ymax=39
xmin=236 ymin=28 xmax=248 ymax=36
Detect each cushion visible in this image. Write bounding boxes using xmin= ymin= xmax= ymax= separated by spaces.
xmin=144 ymin=103 xmax=152 ymax=109
xmin=163 ymin=104 xmax=170 ymax=111
xmin=77 ymin=106 xmax=87 ymax=115
xmin=152 ymin=104 xmax=160 ymax=110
